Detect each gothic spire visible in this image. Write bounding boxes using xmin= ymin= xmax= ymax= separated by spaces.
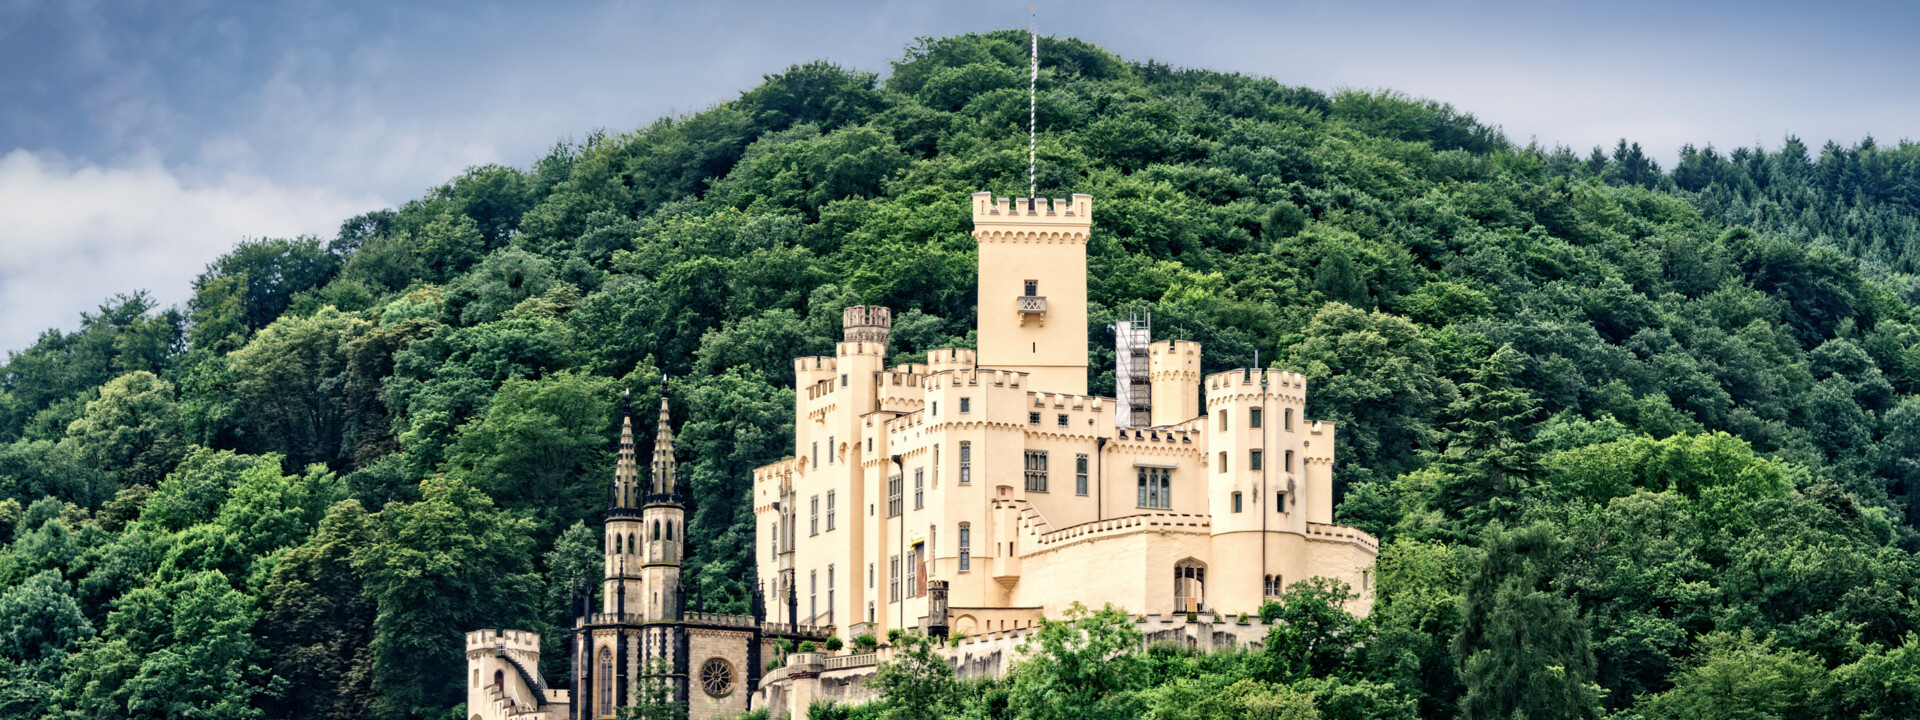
xmin=650 ymin=390 xmax=676 ymax=497
xmin=612 ymin=390 xmax=639 ymax=509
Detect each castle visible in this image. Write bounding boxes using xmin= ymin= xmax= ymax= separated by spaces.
xmin=465 ymin=192 xmax=1378 ymax=720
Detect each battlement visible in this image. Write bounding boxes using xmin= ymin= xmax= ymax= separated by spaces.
xmin=971 ymin=192 xmax=1091 ymax=223
xmin=927 ymin=348 xmax=976 ymax=373
xmin=1026 ymin=391 xmax=1104 ymax=412
xmin=795 ymin=356 xmax=839 ymax=374
xmin=1148 ymin=341 xmax=1202 ymax=377
xmin=1205 ymin=368 xmax=1308 ymax=394
xmin=835 ymin=341 xmax=887 ymax=359
xmin=467 ymin=629 xmax=541 ymax=654
xmin=843 ymin=305 xmax=892 ymax=346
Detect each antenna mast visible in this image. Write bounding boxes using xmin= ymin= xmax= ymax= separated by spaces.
xmin=1029 ymin=5 xmax=1038 ymax=198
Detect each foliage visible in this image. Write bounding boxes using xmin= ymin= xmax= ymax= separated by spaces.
xmin=2 ymin=28 xmax=1920 ymax=720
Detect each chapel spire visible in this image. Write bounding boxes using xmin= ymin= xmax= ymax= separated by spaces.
xmin=612 ymin=390 xmax=639 ymax=509
xmin=650 ymin=392 xmax=676 ymax=497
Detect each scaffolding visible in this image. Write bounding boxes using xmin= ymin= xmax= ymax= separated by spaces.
xmin=1114 ymin=313 xmax=1152 ymax=428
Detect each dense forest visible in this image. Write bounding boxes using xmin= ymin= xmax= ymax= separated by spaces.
xmin=5 ymin=30 xmax=1920 ymax=720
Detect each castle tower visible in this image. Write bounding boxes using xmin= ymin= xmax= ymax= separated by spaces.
xmin=1148 ymin=340 xmax=1202 ymax=426
xmin=605 ymin=394 xmax=645 ymax=614
xmin=641 ymin=394 xmax=686 ymax=624
xmin=972 ymin=193 xmax=1092 ymax=395
xmin=843 ymin=305 xmax=892 ymax=348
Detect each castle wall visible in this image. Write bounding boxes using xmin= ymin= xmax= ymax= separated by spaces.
xmin=687 ymin=628 xmax=755 ymax=719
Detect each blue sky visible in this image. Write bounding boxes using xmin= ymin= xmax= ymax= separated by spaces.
xmin=2 ymin=0 xmax=1916 ymax=354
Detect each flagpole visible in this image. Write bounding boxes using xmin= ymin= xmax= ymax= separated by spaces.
xmin=1029 ymin=5 xmax=1037 ymax=199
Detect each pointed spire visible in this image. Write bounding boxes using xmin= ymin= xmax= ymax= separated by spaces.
xmin=612 ymin=389 xmax=639 ymax=509
xmin=650 ymin=382 xmax=676 ymax=497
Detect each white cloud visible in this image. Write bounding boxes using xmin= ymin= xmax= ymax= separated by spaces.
xmin=0 ymin=149 xmax=383 ymax=354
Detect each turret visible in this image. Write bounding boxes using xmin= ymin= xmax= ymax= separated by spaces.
xmin=640 ymin=394 xmax=686 ymax=622
xmin=1148 ymin=340 xmax=1202 ymax=426
xmin=843 ymin=305 xmax=893 ymax=348
xmin=604 ymin=393 xmax=644 ymax=614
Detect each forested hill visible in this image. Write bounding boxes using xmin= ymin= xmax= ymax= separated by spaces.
xmin=5 ymin=30 xmax=1920 ymax=720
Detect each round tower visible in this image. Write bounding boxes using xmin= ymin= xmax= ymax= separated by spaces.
xmin=1148 ymin=340 xmax=1202 ymax=426
xmin=843 ymin=305 xmax=893 ymax=349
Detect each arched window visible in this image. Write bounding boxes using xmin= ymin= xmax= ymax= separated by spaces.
xmin=1218 ymin=451 xmax=1227 ymax=473
xmin=653 ymin=521 xmax=661 ymax=541
xmin=666 ymin=521 xmax=674 ymax=541
xmin=613 ymin=534 xmax=622 ymax=554
xmin=1174 ymin=560 xmax=1206 ymax=613
xmin=628 ymin=533 xmax=635 ymax=553
xmin=597 ymin=647 xmax=613 ymax=715
xmin=493 ymin=669 xmax=503 ymax=688
xmin=958 ymin=523 xmax=972 ymax=572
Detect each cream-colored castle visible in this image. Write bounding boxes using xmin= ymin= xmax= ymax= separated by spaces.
xmin=466 ymin=191 xmax=1377 ymax=720
xmin=753 ymin=192 xmax=1377 ymax=644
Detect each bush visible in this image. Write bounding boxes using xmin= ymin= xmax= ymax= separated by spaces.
xmin=887 ymin=628 xmax=903 ymax=643
xmin=825 ymin=636 xmax=844 ymax=651
xmin=798 ymin=640 xmax=817 ymax=653
xmin=853 ymin=633 xmax=879 ymax=651
xmin=1237 ymin=613 xmax=1250 ymax=625
xmin=1259 ymin=601 xmax=1284 ymax=624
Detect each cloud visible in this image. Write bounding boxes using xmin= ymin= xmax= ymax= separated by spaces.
xmin=0 ymin=149 xmax=382 ymax=354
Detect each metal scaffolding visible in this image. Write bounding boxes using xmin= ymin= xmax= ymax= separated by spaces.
xmin=1114 ymin=313 xmax=1152 ymax=428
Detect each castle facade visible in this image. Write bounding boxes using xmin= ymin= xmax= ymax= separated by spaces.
xmin=753 ymin=193 xmax=1377 ymax=649
xmin=465 ymin=191 xmax=1377 ymax=720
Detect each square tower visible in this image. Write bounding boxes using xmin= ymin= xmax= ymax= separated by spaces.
xmin=971 ymin=192 xmax=1092 ymax=395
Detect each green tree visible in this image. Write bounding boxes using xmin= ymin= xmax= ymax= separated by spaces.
xmin=1636 ymin=631 xmax=1830 ymax=720
xmin=1454 ymin=525 xmax=1600 ymax=720
xmin=259 ymin=500 xmax=378 ymax=720
xmin=353 ymin=476 xmax=539 ymax=719
xmin=441 ymin=371 xmax=615 ymax=545
xmin=61 ymin=371 xmax=190 ymax=488
xmin=1008 ymin=603 xmax=1145 ymax=720
xmin=228 ymin=307 xmax=370 ymax=469
xmin=1262 ymin=577 xmax=1364 ymax=682
xmin=869 ymin=633 xmax=962 ymax=720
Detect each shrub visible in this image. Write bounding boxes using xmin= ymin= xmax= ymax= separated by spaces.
xmin=1259 ymin=600 xmax=1284 ymax=623
xmin=887 ymin=628 xmax=903 ymax=642
xmin=852 ymin=633 xmax=879 ymax=651
xmin=825 ymin=636 xmax=844 ymax=651
xmin=798 ymin=640 xmax=817 ymax=653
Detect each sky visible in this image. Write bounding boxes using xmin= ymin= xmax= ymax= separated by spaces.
xmin=2 ymin=0 xmax=1916 ymax=355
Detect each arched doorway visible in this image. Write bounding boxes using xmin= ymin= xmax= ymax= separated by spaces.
xmin=1174 ymin=560 xmax=1206 ymax=613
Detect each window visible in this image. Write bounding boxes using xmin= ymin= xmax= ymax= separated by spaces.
xmin=841 ymin=373 xmax=848 ymax=387
xmin=867 ymin=437 xmax=873 ymax=453
xmin=889 ymin=555 xmax=901 ymax=603
xmin=1024 ymin=451 xmax=1049 ymax=492
xmin=1277 ymin=491 xmax=1288 ymax=512
xmin=959 ymin=442 xmax=971 ymax=484
xmin=1285 ymin=450 xmax=1295 ymax=473
xmin=770 ymin=522 xmax=778 ymax=557
xmin=887 ymin=474 xmax=902 ymax=517
xmin=914 ymin=469 xmax=925 ymax=510
xmin=1137 ymin=467 xmax=1172 ymax=509
xmin=828 ymin=565 xmax=835 ymax=619
xmin=868 ymin=601 xmax=875 ymax=623
xmin=826 ymin=491 xmax=836 ymax=531
xmin=868 ymin=562 xmax=874 ymax=588
xmin=907 ymin=545 xmax=923 ymax=597
xmin=1250 ymin=450 xmax=1263 ymax=471
xmin=598 ymin=648 xmax=614 ymax=715
xmin=828 ymin=437 xmax=835 ymax=463
xmin=1057 ymin=413 xmax=1068 ymax=427
xmin=1285 ymin=408 xmax=1293 ymax=430
xmin=959 ymin=523 xmax=972 ymax=572
xmin=1264 ymin=574 xmax=1283 ymax=598
xmin=1362 ymin=570 xmax=1371 ymax=591
xmin=1024 ymin=280 xmax=1038 ymax=296
xmin=932 ymin=401 xmax=939 ymax=417
xmin=1219 ymin=409 xmax=1229 ymax=431
xmin=934 ymin=444 xmax=941 ymax=486
xmin=1075 ymin=454 xmax=1089 ymax=496
xmin=960 ymin=397 xmax=971 ymax=413
xmin=809 ymin=495 xmax=819 ymax=536
xmin=812 ymin=442 xmax=819 ymax=469
xmin=809 ymin=570 xmax=817 ymax=620
xmin=1218 ymin=451 xmax=1228 ymax=473
xmin=1250 ymin=407 xmax=1263 ymax=428
xmin=1232 ymin=492 xmax=1243 ymax=513
xmin=1029 ymin=411 xmax=1040 ymax=425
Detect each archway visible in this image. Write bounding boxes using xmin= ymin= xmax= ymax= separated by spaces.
xmin=1174 ymin=559 xmax=1206 ymax=613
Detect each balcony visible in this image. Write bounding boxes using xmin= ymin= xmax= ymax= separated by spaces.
xmin=1017 ymin=296 xmax=1047 ymax=314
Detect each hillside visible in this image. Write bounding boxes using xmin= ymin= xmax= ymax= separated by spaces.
xmin=4 ymin=30 xmax=1920 ymax=720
